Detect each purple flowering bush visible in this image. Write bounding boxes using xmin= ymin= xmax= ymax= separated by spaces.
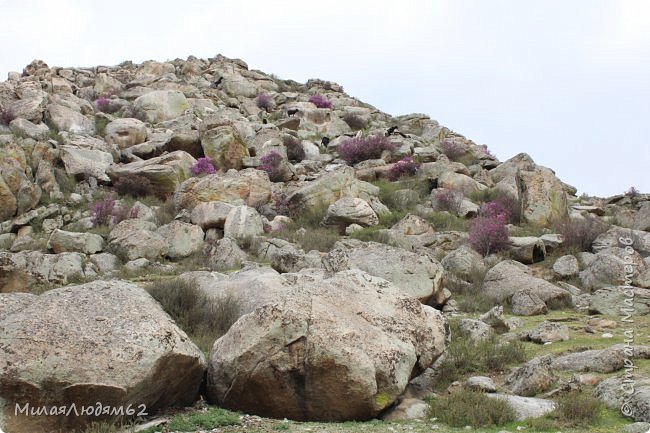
xmin=0 ymin=107 xmax=16 ymax=126
xmin=441 ymin=139 xmax=465 ymax=160
xmin=388 ymin=156 xmax=420 ymax=181
xmin=190 ymin=157 xmax=217 ymax=176
xmin=625 ymin=186 xmax=639 ymax=198
xmin=259 ymin=151 xmax=284 ymax=182
xmin=308 ymin=94 xmax=332 ymax=109
xmin=433 ymin=189 xmax=464 ymax=214
xmin=338 ymin=135 xmax=396 ymax=164
xmin=255 ymin=93 xmax=274 ymax=111
xmin=90 ymin=196 xmax=138 ymax=227
xmin=283 ymin=135 xmax=305 ymax=162
xmin=94 ymin=96 xmax=119 ymax=114
xmin=468 ymin=213 xmax=510 ymax=256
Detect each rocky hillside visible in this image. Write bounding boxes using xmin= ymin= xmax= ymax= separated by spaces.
xmin=1 ymin=55 xmax=649 ymax=433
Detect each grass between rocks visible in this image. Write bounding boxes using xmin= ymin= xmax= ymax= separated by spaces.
xmin=145 ymin=277 xmax=243 ymax=354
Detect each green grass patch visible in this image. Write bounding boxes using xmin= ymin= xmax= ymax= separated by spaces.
xmin=429 ymin=390 xmax=516 ymax=427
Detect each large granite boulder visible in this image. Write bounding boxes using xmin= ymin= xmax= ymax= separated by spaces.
xmin=322 ymin=197 xmax=379 ymax=227
xmin=201 ymin=125 xmax=249 ymax=170
xmin=174 ymin=169 xmax=271 ymax=210
xmin=107 ymin=150 xmax=195 ymax=195
xmin=133 ymin=90 xmax=189 ymax=123
xmin=0 ymin=251 xmax=85 ymax=292
xmin=105 ymin=118 xmax=147 ymax=149
xmin=323 ymin=239 xmax=445 ymax=305
xmin=0 ymin=280 xmax=206 ymax=433
xmin=47 ymin=229 xmax=104 ymax=254
xmin=156 ymin=221 xmax=204 ymax=259
xmin=206 ymin=268 xmax=448 ymax=421
xmin=287 ymin=166 xmax=386 ymax=215
xmin=518 ymin=166 xmax=568 ymax=225
xmin=108 ymin=219 xmax=168 ymax=261
xmin=481 ymin=260 xmax=571 ymax=304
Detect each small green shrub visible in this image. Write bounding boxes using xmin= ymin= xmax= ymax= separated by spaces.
xmin=146 ymin=278 xmax=243 ymax=353
xmin=429 ymin=390 xmax=516 ymax=427
xmin=350 ymin=226 xmax=392 ymax=244
xmin=435 ymin=320 xmax=526 ymax=389
xmin=554 ymin=391 xmax=603 ymax=427
xmin=114 ymin=174 xmax=155 ymax=198
xmin=154 ymin=199 xmax=177 ymax=226
xmin=54 ymin=167 xmax=77 ymax=194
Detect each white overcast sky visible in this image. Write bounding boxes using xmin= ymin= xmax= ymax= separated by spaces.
xmin=1 ymin=0 xmax=649 ymax=196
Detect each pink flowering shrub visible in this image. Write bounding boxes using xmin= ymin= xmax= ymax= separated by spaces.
xmin=625 ymin=186 xmax=639 ymax=198
xmin=338 ymin=135 xmax=395 ymax=164
xmin=433 ymin=189 xmax=464 ymax=214
xmin=255 ymin=93 xmax=274 ymax=111
xmin=0 ymin=107 xmax=16 ymax=126
xmin=190 ymin=157 xmax=217 ymax=176
xmin=441 ymin=139 xmax=465 ymax=160
xmin=90 ymin=196 xmax=138 ymax=227
xmin=308 ymin=94 xmax=332 ymax=109
xmin=259 ymin=151 xmax=284 ymax=182
xmin=468 ymin=211 xmax=510 ymax=256
xmin=94 ymin=96 xmax=119 ymax=114
xmin=480 ymin=193 xmax=521 ymax=224
xmin=388 ymin=156 xmax=420 ymax=181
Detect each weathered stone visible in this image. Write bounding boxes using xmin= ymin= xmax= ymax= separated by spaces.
xmin=381 ymin=398 xmax=429 ymax=421
xmin=506 ymin=355 xmax=556 ymax=396
xmin=595 ymin=375 xmax=650 ymax=422
xmin=322 ymin=197 xmax=378 ymax=227
xmin=0 ymin=251 xmax=85 ymax=291
xmin=589 ymin=286 xmax=650 ymax=316
xmin=105 ymin=118 xmax=147 ymax=149
xmin=133 ymin=90 xmax=189 ymax=123
xmin=223 ymin=205 xmax=264 ymax=243
xmin=156 ymin=221 xmax=204 ymax=259
xmin=485 ymin=394 xmax=555 ymax=421
xmin=458 ymin=318 xmax=493 ymax=342
xmin=518 ymin=166 xmax=568 ymax=225
xmin=190 ymin=201 xmax=235 ymax=230
xmin=201 ymin=125 xmax=249 ymax=170
xmin=206 ymin=268 xmax=448 ymax=421
xmin=466 ymin=376 xmax=497 ymax=393
xmin=511 ymin=290 xmax=548 ymax=316
xmin=174 ymin=169 xmax=271 ymax=210
xmin=0 ymin=280 xmax=206 ymax=433
xmin=46 ymin=103 xmax=95 ymax=134
xmin=521 ymin=321 xmax=569 ymax=344
xmin=48 ymin=229 xmax=103 ymax=254
xmin=323 ymin=239 xmax=445 ymax=304
xmin=107 ymin=150 xmax=196 ymax=195
xmin=108 ymin=219 xmax=169 ymax=261
xmin=553 ymin=254 xmax=579 ymax=278
xmin=481 ymin=260 xmax=571 ymax=304
xmin=507 ymin=236 xmax=546 ymax=264
xmin=551 ymin=348 xmax=626 ymax=373
xmin=592 ymin=226 xmax=650 ymax=258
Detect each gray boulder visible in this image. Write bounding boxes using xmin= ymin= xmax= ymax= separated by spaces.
xmin=481 ymin=260 xmax=570 ymax=304
xmin=485 ymin=394 xmax=556 ymax=421
xmin=589 ymin=286 xmax=650 ymax=316
xmin=552 ymin=254 xmax=579 ymax=278
xmin=223 ymin=205 xmax=264 ymax=243
xmin=595 ymin=375 xmax=650 ymax=422
xmin=322 ymin=197 xmax=379 ymax=227
xmin=0 ymin=280 xmax=206 ymax=433
xmin=156 ymin=221 xmax=205 ymax=259
xmin=108 ymin=219 xmax=168 ymax=261
xmin=551 ymin=348 xmax=626 ymax=373
xmin=521 ymin=321 xmax=569 ymax=344
xmin=206 ymin=268 xmax=448 ymax=421
xmin=48 ymin=229 xmax=103 ymax=254
xmin=506 ymin=355 xmax=556 ymax=396
xmin=511 ymin=290 xmax=548 ymax=316
xmin=323 ymin=239 xmax=445 ymax=304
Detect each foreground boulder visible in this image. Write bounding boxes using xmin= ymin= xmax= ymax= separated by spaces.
xmin=323 ymin=239 xmax=445 ymax=305
xmin=206 ymin=268 xmax=448 ymax=421
xmin=0 ymin=280 xmax=206 ymax=433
